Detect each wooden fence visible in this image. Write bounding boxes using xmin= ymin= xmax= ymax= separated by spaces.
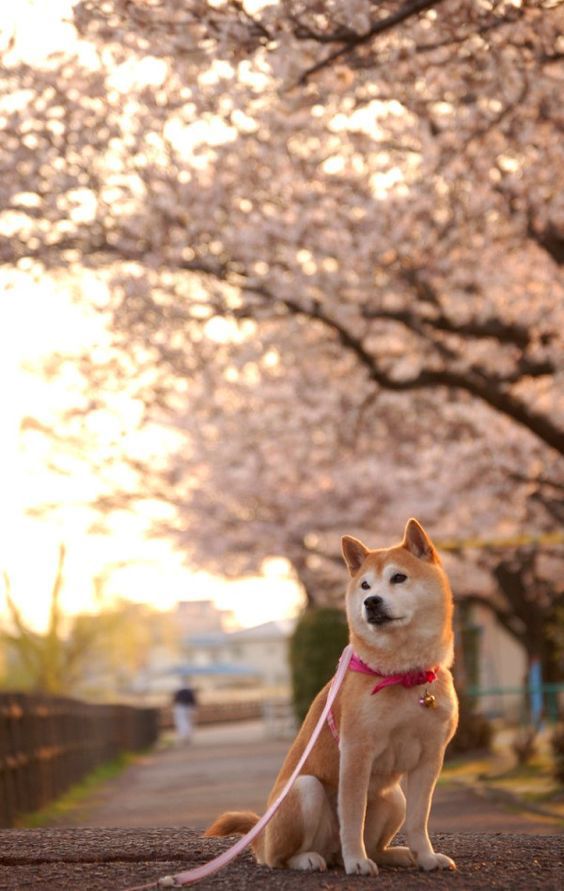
xmin=0 ymin=692 xmax=159 ymax=828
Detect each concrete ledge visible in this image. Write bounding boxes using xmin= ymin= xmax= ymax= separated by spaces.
xmin=0 ymin=827 xmax=562 ymax=890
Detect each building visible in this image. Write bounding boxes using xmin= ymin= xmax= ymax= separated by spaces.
xmin=181 ymin=619 xmax=296 ymax=692
xmin=457 ymin=601 xmax=528 ymax=721
xmin=175 ymin=599 xmax=234 ymax=636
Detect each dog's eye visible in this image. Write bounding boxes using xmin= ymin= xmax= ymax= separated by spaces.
xmin=360 ymin=580 xmax=371 ymax=590
xmin=390 ymin=573 xmax=407 ymax=584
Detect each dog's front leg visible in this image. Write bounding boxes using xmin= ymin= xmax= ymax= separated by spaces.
xmin=405 ymin=756 xmax=456 ymax=872
xmin=338 ymin=741 xmax=378 ymax=876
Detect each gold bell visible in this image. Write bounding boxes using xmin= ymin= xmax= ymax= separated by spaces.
xmin=419 ymin=690 xmax=436 ymax=709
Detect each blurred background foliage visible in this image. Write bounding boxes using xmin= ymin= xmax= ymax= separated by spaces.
xmin=0 ymin=2 xmax=562 ymax=737
xmin=289 ymin=607 xmax=349 ymax=724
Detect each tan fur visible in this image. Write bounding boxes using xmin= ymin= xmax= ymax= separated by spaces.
xmin=204 ymin=811 xmax=259 ymax=837
xmin=205 ymin=519 xmax=459 ymax=874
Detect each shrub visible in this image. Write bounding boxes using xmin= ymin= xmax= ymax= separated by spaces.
xmin=512 ymin=726 xmax=538 ymax=765
xmin=289 ymin=607 xmax=349 ymax=724
xmin=551 ymin=724 xmax=564 ymax=785
xmin=446 ymin=692 xmax=493 ymax=758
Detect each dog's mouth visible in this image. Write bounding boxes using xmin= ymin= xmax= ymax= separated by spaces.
xmin=366 ymin=613 xmax=404 ymax=627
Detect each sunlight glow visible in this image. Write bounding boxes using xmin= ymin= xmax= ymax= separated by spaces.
xmin=107 ymin=57 xmax=169 ymax=92
xmin=1 ymin=0 xmax=98 ymax=69
xmin=0 ymin=0 xmax=304 ymax=638
xmin=0 ymin=275 xmax=301 ymax=633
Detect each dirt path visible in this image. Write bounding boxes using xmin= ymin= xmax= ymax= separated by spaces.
xmin=54 ymin=721 xmax=561 ymax=835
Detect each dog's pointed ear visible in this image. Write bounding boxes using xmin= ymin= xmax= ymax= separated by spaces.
xmin=402 ymin=518 xmax=438 ymax=562
xmin=341 ymin=535 xmax=369 ymax=576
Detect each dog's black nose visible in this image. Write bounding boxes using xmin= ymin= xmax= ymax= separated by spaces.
xmin=364 ymin=595 xmax=384 ymax=610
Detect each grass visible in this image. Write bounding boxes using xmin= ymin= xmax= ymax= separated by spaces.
xmin=440 ymin=740 xmax=564 ymax=825
xmin=17 ymin=751 xmax=138 ymax=828
xmin=439 ymin=753 xmax=495 ymax=784
xmin=486 ymin=756 xmax=564 ymax=808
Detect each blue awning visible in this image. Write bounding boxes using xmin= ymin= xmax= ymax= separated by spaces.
xmin=159 ymin=662 xmax=258 ymax=677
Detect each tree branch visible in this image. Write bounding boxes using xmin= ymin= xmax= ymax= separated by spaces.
xmin=23 ymin=237 xmax=563 ymax=454
xmin=296 ymin=0 xmax=447 ymax=86
xmin=150 ymin=256 xmax=564 ymax=454
xmin=527 ymin=221 xmax=564 ymax=266
xmin=457 ymin=592 xmax=528 ymax=650
xmin=291 ymin=299 xmax=564 ymax=455
xmin=362 ymin=306 xmax=532 ymax=349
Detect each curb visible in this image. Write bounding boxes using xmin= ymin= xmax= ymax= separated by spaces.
xmin=449 ymin=778 xmax=564 ymax=822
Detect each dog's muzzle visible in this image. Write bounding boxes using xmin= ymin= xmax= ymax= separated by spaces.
xmin=363 ymin=595 xmax=394 ymax=625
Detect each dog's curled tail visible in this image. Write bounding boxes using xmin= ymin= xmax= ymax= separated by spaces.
xmin=204 ymin=810 xmax=259 ymax=837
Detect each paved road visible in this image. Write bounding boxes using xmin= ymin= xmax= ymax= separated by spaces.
xmin=2 ymin=827 xmax=562 ymax=890
xmin=55 ymin=720 xmax=561 ymax=835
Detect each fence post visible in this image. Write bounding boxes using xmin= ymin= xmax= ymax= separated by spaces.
xmin=0 ymin=693 xmax=159 ymax=828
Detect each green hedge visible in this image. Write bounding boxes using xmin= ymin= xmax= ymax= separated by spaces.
xmin=551 ymin=724 xmax=564 ymax=784
xmin=446 ymin=692 xmax=493 ymax=758
xmin=289 ymin=607 xmax=349 ymax=724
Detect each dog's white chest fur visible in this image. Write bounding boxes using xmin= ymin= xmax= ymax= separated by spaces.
xmin=348 ymin=685 xmax=453 ymax=784
xmin=367 ymin=731 xmax=423 ymax=781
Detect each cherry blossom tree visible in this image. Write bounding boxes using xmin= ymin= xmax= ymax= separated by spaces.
xmin=2 ymin=1 xmax=562 ymax=445
xmin=1 ymin=1 xmax=562 ymax=660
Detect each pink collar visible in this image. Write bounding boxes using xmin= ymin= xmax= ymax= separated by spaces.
xmin=349 ymin=652 xmax=438 ymax=694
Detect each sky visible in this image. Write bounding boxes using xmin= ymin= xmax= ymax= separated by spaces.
xmin=0 ymin=277 xmax=303 ymax=632
xmin=0 ymin=1 xmax=304 ymax=633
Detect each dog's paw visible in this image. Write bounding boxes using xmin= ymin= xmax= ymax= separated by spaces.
xmin=343 ymin=855 xmax=379 ymax=876
xmin=287 ymin=851 xmax=327 ymax=871
xmin=416 ymin=852 xmax=456 ymax=872
xmin=374 ymin=845 xmax=416 ymax=868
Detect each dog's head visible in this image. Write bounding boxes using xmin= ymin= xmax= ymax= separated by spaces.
xmin=342 ymin=519 xmax=454 ymax=671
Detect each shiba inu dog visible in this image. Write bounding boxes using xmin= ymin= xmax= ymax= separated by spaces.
xmin=205 ymin=519 xmax=458 ymax=874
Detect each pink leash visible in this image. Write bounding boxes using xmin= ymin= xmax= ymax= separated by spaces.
xmin=124 ymin=644 xmax=354 ymax=890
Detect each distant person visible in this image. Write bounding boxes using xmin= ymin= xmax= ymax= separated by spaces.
xmin=173 ymin=684 xmax=198 ymax=744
